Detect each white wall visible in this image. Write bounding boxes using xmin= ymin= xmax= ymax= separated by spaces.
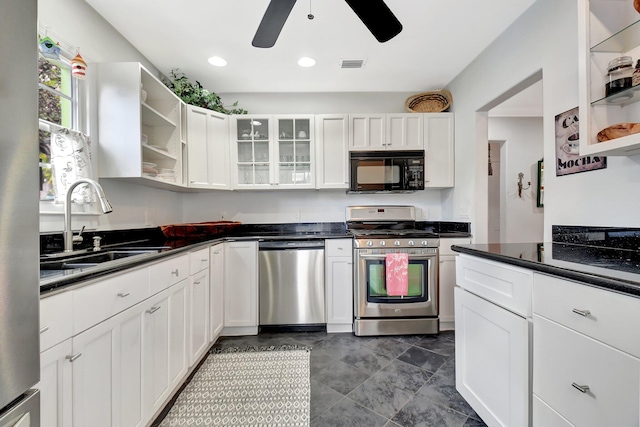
xmin=38 ymin=0 xmax=185 ymax=232
xmin=489 ymin=117 xmax=543 ymax=243
xmin=184 ymin=190 xmax=444 ymax=224
xmin=446 ymin=0 xmax=640 ymax=243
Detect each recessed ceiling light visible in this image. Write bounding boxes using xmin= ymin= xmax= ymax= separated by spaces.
xmin=298 ymin=57 xmax=316 ymax=67
xmin=208 ymin=56 xmax=227 ymax=67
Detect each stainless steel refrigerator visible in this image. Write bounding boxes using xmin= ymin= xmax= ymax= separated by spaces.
xmin=0 ymin=0 xmax=41 ymax=425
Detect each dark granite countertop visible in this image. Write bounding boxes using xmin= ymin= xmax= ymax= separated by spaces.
xmin=451 ymin=242 xmax=640 ymax=298
xmin=40 ymin=220 xmax=471 ymax=295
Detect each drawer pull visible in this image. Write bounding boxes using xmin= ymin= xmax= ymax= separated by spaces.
xmin=66 ymin=353 xmax=82 ymax=363
xmin=213 ymin=251 xmax=220 ymax=254
xmin=146 ymin=306 xmax=161 ymax=315
xmin=117 ymin=292 xmax=130 ymax=298
xmin=572 ymin=308 xmax=591 ymax=317
xmin=171 ymin=269 xmax=179 ymax=276
xmin=201 ymin=258 xmax=207 ymax=262
xmin=40 ymin=326 xmax=50 ymax=334
xmin=194 ymin=281 xmax=201 ymax=285
xmin=572 ymin=383 xmax=590 ymax=393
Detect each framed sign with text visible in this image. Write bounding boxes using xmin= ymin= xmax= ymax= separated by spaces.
xmin=555 ymin=106 xmax=606 ymax=176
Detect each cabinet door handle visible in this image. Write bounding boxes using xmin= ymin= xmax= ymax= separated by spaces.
xmin=66 ymin=353 xmax=82 ymax=362
xmin=572 ymin=308 xmax=591 ymax=317
xmin=201 ymin=258 xmax=207 ymax=262
xmin=213 ymin=251 xmax=220 ymax=254
xmin=117 ymin=292 xmax=130 ymax=298
xmin=171 ymin=269 xmax=179 ymax=276
xmin=40 ymin=326 xmax=50 ymax=334
xmin=194 ymin=281 xmax=201 ymax=285
xmin=146 ymin=306 xmax=161 ymax=315
xmin=571 ymin=383 xmax=590 ymax=393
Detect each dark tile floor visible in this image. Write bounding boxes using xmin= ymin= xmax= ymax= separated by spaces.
xmin=210 ymin=331 xmax=488 ymax=427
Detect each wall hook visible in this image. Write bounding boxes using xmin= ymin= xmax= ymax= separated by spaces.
xmin=517 ymin=172 xmax=531 ymax=198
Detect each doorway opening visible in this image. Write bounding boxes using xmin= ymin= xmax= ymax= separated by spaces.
xmin=477 ymin=70 xmax=544 ymax=243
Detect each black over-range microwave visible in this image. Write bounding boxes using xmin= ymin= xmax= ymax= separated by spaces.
xmin=349 ymin=150 xmax=425 ymax=193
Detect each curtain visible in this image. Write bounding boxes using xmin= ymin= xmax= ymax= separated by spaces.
xmin=50 ymin=125 xmax=94 ymax=204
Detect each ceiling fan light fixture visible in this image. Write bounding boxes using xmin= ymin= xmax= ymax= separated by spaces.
xmin=208 ymin=56 xmax=228 ymax=67
xmin=298 ymin=57 xmax=316 ymax=67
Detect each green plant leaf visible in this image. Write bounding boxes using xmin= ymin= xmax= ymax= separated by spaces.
xmin=163 ymin=69 xmax=247 ymax=115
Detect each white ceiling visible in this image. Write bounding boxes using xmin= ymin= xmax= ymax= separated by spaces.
xmin=85 ymin=0 xmax=537 ymax=94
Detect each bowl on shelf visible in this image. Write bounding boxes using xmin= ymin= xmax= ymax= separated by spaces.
xmin=142 ymin=162 xmax=158 ymax=176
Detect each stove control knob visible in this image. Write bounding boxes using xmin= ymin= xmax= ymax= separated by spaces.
xmin=379 ymin=241 xmax=386 ymax=246
xmin=408 ymin=241 xmax=415 ymax=246
xmin=394 ymin=240 xmax=401 ymax=246
xmin=421 ymin=240 xmax=428 ymax=246
xmin=366 ymin=241 xmax=373 ymax=247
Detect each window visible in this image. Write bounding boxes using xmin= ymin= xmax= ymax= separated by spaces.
xmin=39 ymin=55 xmax=78 ymax=201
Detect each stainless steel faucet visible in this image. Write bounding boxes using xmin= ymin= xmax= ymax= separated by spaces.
xmin=64 ymin=178 xmax=113 ymax=252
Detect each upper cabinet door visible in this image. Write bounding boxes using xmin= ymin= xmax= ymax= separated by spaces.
xmin=386 ymin=114 xmax=424 ymax=150
xmin=315 ymin=114 xmax=349 ymax=189
xmin=230 ymin=116 xmax=274 ymax=189
xmin=274 ymin=115 xmax=315 ymax=189
xmin=424 ymin=113 xmax=455 ymax=188
xmin=349 ymin=115 xmax=385 ymax=150
xmin=184 ymin=106 xmax=230 ymax=190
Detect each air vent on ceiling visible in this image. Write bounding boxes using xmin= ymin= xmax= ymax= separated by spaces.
xmin=340 ymin=59 xmax=365 ymax=69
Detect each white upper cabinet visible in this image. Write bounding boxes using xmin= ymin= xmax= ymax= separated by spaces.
xmin=424 ymin=113 xmax=454 ymax=188
xmin=578 ymin=0 xmax=640 ymax=156
xmin=97 ymin=62 xmax=184 ymax=189
xmin=185 ymin=105 xmax=230 ymax=190
xmin=350 ymin=114 xmax=386 ymax=150
xmin=230 ymin=115 xmax=315 ymax=189
xmin=349 ymin=114 xmax=424 ymax=151
xmin=386 ymin=114 xmax=424 ymax=150
xmin=315 ymin=114 xmax=349 ymax=189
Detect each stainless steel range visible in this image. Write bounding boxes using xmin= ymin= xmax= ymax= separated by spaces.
xmin=347 ymin=206 xmax=439 ymax=336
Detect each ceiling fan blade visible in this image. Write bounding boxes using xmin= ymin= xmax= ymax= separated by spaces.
xmin=344 ymin=0 xmax=403 ymax=43
xmin=252 ymin=0 xmax=297 ymax=48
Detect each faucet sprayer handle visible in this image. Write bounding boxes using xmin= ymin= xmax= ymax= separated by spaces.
xmin=72 ymin=225 xmax=85 ymax=244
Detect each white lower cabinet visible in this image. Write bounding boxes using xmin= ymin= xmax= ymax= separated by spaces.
xmin=71 ymin=305 xmax=144 ymax=427
xmin=209 ymin=244 xmax=224 ymax=342
xmin=455 ymin=287 xmax=530 ymax=427
xmin=143 ymin=280 xmax=188 ymax=421
xmin=38 ymin=339 xmax=72 ymax=427
xmin=223 ymin=241 xmax=258 ymax=335
xmin=325 ymin=239 xmax=353 ymax=333
xmin=438 ymin=237 xmax=470 ymax=331
xmin=39 ymin=251 xmax=201 ymax=427
xmin=188 ymin=268 xmax=209 ymax=366
xmin=455 ymin=254 xmax=532 ymax=427
xmin=532 ymin=273 xmax=640 ymax=427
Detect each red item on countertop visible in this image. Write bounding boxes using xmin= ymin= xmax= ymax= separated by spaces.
xmin=160 ymin=221 xmax=241 ymax=238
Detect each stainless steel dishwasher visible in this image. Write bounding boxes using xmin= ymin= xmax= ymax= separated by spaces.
xmin=259 ymin=240 xmax=325 ymax=329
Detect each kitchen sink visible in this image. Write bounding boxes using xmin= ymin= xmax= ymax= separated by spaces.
xmin=40 ymin=249 xmax=161 ymax=270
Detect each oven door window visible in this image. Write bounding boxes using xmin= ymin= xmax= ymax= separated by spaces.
xmin=366 ymin=259 xmax=429 ymax=303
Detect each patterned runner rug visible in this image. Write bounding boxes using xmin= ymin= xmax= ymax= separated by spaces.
xmin=159 ymin=345 xmax=310 ymax=426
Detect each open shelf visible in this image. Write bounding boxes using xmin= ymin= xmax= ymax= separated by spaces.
xmin=591 ymin=18 xmax=640 ymax=53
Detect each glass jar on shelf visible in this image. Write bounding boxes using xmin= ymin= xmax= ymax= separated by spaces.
xmin=606 ymin=56 xmax=634 ymax=96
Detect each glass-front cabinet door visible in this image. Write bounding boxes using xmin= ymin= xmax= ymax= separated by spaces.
xmin=233 ymin=117 xmax=272 ymax=187
xmin=230 ymin=115 xmax=315 ymax=189
xmin=274 ymin=115 xmax=314 ymax=188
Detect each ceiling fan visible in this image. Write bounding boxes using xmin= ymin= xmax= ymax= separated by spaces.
xmin=252 ymin=0 xmax=403 ymax=48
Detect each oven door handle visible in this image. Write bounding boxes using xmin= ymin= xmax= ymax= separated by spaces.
xmin=358 ymin=253 xmax=436 ymax=261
